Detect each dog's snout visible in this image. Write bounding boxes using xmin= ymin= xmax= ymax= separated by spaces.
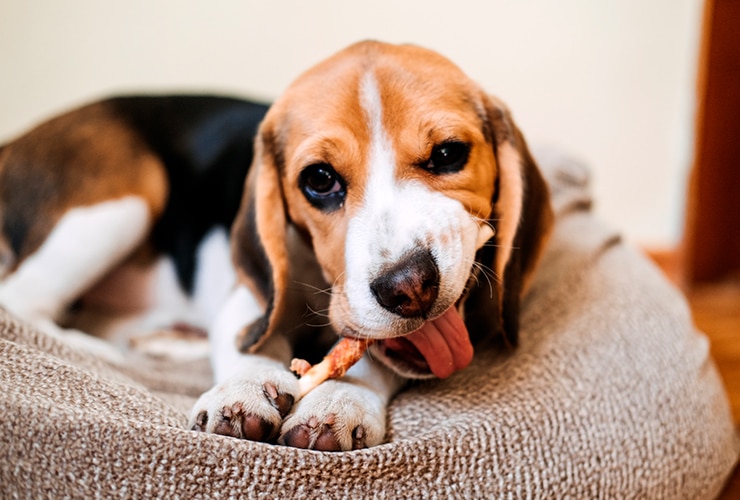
xmin=370 ymin=250 xmax=440 ymax=318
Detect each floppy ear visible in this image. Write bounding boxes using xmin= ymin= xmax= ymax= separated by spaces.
xmin=464 ymin=95 xmax=554 ymax=347
xmin=230 ymin=122 xmax=294 ymax=354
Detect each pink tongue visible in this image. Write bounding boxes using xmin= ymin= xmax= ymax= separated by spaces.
xmin=386 ymin=307 xmax=473 ymax=378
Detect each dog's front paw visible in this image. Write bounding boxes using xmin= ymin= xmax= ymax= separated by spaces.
xmin=189 ymin=367 xmax=298 ymax=442
xmin=278 ymin=379 xmax=386 ymax=451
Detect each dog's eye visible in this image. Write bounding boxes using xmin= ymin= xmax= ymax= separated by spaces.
xmin=299 ymin=163 xmax=346 ymax=210
xmin=424 ymin=141 xmax=470 ymax=174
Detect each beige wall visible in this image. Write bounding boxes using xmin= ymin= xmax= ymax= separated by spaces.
xmin=0 ymin=0 xmax=702 ymax=247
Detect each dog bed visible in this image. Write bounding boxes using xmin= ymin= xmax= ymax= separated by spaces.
xmin=1 ymin=151 xmax=737 ymax=498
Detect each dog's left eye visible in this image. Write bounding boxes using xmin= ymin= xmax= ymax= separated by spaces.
xmin=423 ymin=141 xmax=470 ymax=174
xmin=299 ymin=163 xmax=346 ymax=211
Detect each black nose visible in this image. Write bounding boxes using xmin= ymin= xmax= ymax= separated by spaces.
xmin=369 ymin=249 xmax=440 ymax=318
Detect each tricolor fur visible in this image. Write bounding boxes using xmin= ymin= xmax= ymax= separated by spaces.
xmin=0 ymin=96 xmax=268 ymax=344
xmin=196 ymin=41 xmax=552 ymax=450
xmin=0 ymin=41 xmax=552 ymax=452
xmin=234 ymin=41 xmax=552 ymax=357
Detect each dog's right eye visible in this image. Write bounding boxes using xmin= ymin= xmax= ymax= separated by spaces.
xmin=299 ymin=163 xmax=346 ymax=211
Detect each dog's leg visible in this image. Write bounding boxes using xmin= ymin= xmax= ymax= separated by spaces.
xmin=279 ymin=356 xmax=403 ymax=451
xmin=190 ymin=284 xmax=404 ymax=449
xmin=67 ymin=225 xmax=236 ymax=360
xmin=0 ymin=197 xmax=150 ymax=358
xmin=189 ymin=285 xmax=300 ymax=441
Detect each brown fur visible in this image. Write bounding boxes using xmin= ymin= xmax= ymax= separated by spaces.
xmin=0 ymin=102 xmax=168 ymax=267
xmin=233 ymin=41 xmax=553 ymax=352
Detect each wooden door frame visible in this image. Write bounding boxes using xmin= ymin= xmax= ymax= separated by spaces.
xmin=683 ymin=0 xmax=740 ymax=286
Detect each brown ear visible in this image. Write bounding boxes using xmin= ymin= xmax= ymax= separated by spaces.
xmin=464 ymin=95 xmax=554 ymax=347
xmin=230 ymin=123 xmax=293 ymax=353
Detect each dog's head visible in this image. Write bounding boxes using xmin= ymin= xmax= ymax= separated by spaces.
xmin=232 ymin=41 xmax=552 ymax=377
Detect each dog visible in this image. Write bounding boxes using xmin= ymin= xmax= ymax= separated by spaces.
xmin=0 ymin=41 xmax=552 ymax=452
xmin=188 ymin=41 xmax=553 ymax=451
xmin=0 ymin=95 xmax=269 ymax=352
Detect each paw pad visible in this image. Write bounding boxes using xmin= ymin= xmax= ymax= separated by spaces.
xmin=212 ymin=403 xmax=274 ymax=441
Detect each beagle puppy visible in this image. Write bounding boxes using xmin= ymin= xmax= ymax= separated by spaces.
xmin=190 ymin=41 xmax=553 ymax=451
xmin=0 ymin=41 xmax=552 ymax=454
xmin=0 ymin=95 xmax=269 ymax=351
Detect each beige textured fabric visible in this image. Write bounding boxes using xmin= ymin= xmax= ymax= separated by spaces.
xmin=1 ymin=155 xmax=738 ymax=498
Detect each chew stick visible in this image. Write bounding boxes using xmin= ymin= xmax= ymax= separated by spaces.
xmin=290 ymin=337 xmax=374 ymax=398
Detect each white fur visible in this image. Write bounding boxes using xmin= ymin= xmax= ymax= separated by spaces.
xmin=63 ymin=226 xmax=236 ymax=358
xmin=135 ymin=257 xmax=197 ymax=327
xmin=0 ymin=197 xmax=151 ymax=361
xmin=0 ymin=200 xmax=239 ymax=363
xmin=192 ymin=226 xmax=237 ymax=327
xmin=341 ymin=73 xmax=481 ymax=338
xmin=190 ymin=329 xmax=300 ymax=439
xmin=0 ymin=197 xmax=150 ymax=322
xmin=208 ymin=284 xmax=266 ymax=383
xmin=194 ymin=269 xmax=402 ymax=450
xmin=70 ymin=255 xmax=193 ymax=348
xmin=190 ymin=284 xmax=301 ymax=440
xmin=192 ymin=68 xmax=508 ymax=451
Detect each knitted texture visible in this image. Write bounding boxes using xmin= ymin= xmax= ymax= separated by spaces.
xmin=1 ymin=155 xmax=737 ymax=499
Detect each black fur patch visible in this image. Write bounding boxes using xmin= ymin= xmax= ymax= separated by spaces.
xmin=109 ymin=96 xmax=269 ymax=292
xmin=232 ymin=182 xmax=274 ymax=305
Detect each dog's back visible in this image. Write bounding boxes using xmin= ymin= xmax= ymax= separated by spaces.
xmin=0 ymin=95 xmax=268 ymax=344
xmin=0 ymin=95 xmax=268 ymax=288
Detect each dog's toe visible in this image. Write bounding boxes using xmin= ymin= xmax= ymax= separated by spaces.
xmin=351 ymin=425 xmax=367 ymax=449
xmin=189 ymin=370 xmax=298 ymax=443
xmin=281 ymin=415 xmax=343 ymax=451
xmin=191 ymin=410 xmax=208 ymax=432
xmin=191 ymin=397 xmax=281 ymax=441
xmin=264 ymin=382 xmax=294 ymax=418
xmin=211 ymin=403 xmax=274 ymax=440
xmin=278 ymin=380 xmax=386 ymax=451
xmin=315 ymin=424 xmax=342 ymax=451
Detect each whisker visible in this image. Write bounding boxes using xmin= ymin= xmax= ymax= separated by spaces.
xmin=305 ymin=319 xmax=334 ymax=329
xmin=304 ymin=303 xmax=331 ymax=319
xmin=471 ymin=261 xmax=500 ymax=298
xmin=477 ymin=261 xmax=501 ymax=285
xmin=331 ymin=271 xmax=346 ymax=289
xmin=472 ymin=216 xmax=497 ymax=232
xmin=293 ymin=280 xmax=333 ymax=296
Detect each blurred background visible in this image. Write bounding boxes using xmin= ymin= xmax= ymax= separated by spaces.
xmin=3 ymin=0 xmax=739 ymax=285
xmin=0 ymin=0 xmax=702 ymax=252
xmin=4 ymin=2 xmax=740 ymax=491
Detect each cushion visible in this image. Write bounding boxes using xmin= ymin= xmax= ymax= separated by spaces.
xmin=1 ymin=151 xmax=737 ymax=498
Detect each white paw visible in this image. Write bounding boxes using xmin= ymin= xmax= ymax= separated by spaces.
xmin=278 ymin=379 xmax=387 ymax=451
xmin=189 ymin=365 xmax=298 ymax=442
